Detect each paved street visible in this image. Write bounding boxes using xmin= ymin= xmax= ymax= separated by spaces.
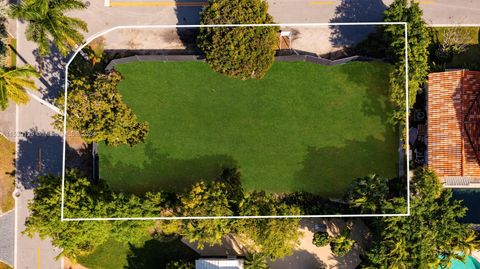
xmin=10 ymin=1 xmax=480 ymax=268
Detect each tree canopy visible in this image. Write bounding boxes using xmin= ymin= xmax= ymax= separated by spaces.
xmin=236 ymin=192 xmax=302 ymax=259
xmin=10 ymin=0 xmax=88 ymax=56
xmin=198 ymin=0 xmax=278 ymax=79
xmin=383 ymin=0 xmax=430 ymax=124
xmin=176 ymin=181 xmax=234 ymax=248
xmin=55 ymin=71 xmax=149 ymax=146
xmin=157 ymin=179 xmax=303 ymax=259
xmin=23 ymin=170 xmax=161 ymax=261
xmin=360 ymin=168 xmax=479 ymax=269
xmin=345 ymin=174 xmax=398 ymax=214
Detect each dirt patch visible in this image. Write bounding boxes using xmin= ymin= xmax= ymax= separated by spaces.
xmin=64 ymin=257 xmax=89 ymax=269
xmin=0 ymin=135 xmax=15 ymax=213
xmin=269 ymin=219 xmax=371 ymax=269
xmin=284 ymin=27 xmax=346 ymax=56
xmin=65 ymin=129 xmax=93 ymax=179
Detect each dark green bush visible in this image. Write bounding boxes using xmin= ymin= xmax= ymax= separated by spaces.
xmin=312 ymin=231 xmax=330 ymax=247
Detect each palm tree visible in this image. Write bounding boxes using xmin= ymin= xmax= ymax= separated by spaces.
xmin=244 ymin=253 xmax=270 ymax=269
xmin=0 ymin=65 xmax=39 ymax=110
xmin=330 ymin=229 xmax=355 ymax=257
xmin=10 ymin=0 xmax=88 ymax=56
xmin=454 ymin=230 xmax=480 ymax=256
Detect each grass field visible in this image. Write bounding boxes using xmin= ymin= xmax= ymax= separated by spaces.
xmin=78 ymin=237 xmax=199 ymax=269
xmin=99 ymin=61 xmax=398 ymax=197
xmin=0 ymin=135 xmax=15 ymax=213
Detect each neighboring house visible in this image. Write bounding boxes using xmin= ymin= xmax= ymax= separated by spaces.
xmin=427 ymin=70 xmax=480 ymax=187
xmin=195 ymin=258 xmax=244 ymax=269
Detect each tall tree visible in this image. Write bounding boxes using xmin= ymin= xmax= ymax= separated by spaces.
xmin=23 ymin=170 xmax=111 ymax=262
xmin=107 ymin=192 xmax=164 ymax=246
xmin=361 ymin=168 xmax=480 ymax=269
xmin=176 ymin=181 xmax=234 ymax=249
xmin=236 ymin=192 xmax=302 ymax=259
xmin=0 ymin=65 xmax=39 ymax=110
xmin=54 ymin=71 xmax=149 ymax=146
xmin=383 ymin=0 xmax=430 ymax=124
xmin=23 ymin=170 xmax=160 ymax=261
xmin=10 ymin=0 xmax=88 ymax=56
xmin=345 ymin=174 xmax=390 ymax=214
xmin=198 ymin=0 xmax=278 ymax=80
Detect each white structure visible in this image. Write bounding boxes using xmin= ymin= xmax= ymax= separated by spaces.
xmin=195 ymin=258 xmax=244 ymax=269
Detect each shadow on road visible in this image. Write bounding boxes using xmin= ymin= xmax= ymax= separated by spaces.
xmin=33 ymin=46 xmax=66 ymax=102
xmin=329 ymin=0 xmax=387 ymax=48
xmin=174 ymin=0 xmax=204 ymax=53
xmin=16 ymin=128 xmax=90 ymax=189
xmin=16 ymin=128 xmax=63 ymax=189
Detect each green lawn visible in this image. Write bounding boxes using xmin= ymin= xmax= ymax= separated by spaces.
xmin=99 ymin=61 xmax=398 ymax=197
xmin=78 ymin=237 xmax=199 ymax=269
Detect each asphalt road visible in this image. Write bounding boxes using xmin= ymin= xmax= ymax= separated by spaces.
xmin=12 ymin=1 xmax=480 ymax=269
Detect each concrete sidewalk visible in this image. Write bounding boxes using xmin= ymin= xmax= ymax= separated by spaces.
xmin=0 ymin=210 xmax=14 ymax=267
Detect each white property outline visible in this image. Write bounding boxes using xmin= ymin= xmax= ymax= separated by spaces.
xmin=61 ymin=22 xmax=410 ymax=221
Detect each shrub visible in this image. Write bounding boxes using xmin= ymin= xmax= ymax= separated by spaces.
xmin=312 ymin=231 xmax=330 ymax=247
xmin=244 ymin=253 xmax=270 ymax=269
xmin=198 ymin=0 xmax=278 ymax=80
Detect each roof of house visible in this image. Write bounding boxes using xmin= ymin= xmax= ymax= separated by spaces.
xmin=195 ymin=258 xmax=244 ymax=269
xmin=427 ymin=70 xmax=480 ymax=178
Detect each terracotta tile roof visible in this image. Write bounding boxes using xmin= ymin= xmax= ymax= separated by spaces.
xmin=427 ymin=70 xmax=480 ymax=178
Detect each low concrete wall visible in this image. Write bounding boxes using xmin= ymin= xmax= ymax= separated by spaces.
xmin=105 ymin=54 xmax=376 ymax=71
xmin=105 ymin=55 xmax=205 ymax=71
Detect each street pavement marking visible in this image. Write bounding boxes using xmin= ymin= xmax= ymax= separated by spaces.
xmin=37 ymin=247 xmax=40 ymax=269
xmin=110 ymin=1 xmax=207 ymax=7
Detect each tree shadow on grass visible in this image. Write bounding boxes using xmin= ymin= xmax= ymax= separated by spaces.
xmin=294 ymin=135 xmax=398 ymax=198
xmin=329 ymin=0 xmax=387 ymax=48
xmin=100 ymin=142 xmax=237 ymax=195
xmin=334 ymin=62 xmax=393 ymax=125
xmin=125 ymin=238 xmax=200 ymax=269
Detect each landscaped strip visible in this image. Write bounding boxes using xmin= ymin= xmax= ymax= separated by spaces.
xmin=99 ymin=60 xmax=398 ymax=198
xmin=0 ymin=135 xmax=15 ymax=213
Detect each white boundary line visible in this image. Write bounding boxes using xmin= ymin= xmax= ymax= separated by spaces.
xmin=404 ymin=22 xmax=410 ymax=216
xmin=26 ymin=91 xmax=62 ymax=115
xmin=13 ymin=104 xmax=18 ymax=268
xmin=61 ymin=22 xmax=410 ymax=221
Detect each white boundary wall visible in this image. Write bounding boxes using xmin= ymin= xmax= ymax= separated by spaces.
xmin=61 ymin=22 xmax=410 ymax=221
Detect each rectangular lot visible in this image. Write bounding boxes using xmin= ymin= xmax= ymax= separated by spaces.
xmin=99 ymin=60 xmax=398 ymax=198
